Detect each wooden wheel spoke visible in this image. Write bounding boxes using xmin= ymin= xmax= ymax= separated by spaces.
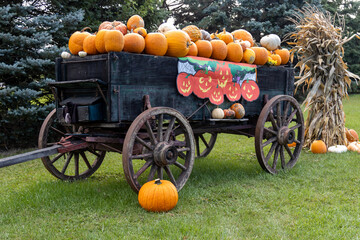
xmin=265 ymin=142 xmax=278 ymax=164
xmin=80 ymin=152 xmax=92 ymax=169
xmin=273 ymin=144 xmax=281 ymax=169
xmin=134 ymin=160 xmax=153 ymax=179
xmin=157 ymin=167 xmax=163 ymax=179
xmin=283 ymin=101 xmax=291 ymax=124
xmin=294 ymin=139 xmax=301 ymax=144
xmin=174 ymin=161 xmax=187 ymax=171
xmin=262 ymin=137 xmax=277 ymax=148
xmin=285 ymin=109 xmax=298 ymax=126
xmin=276 ymin=102 xmax=282 ymax=127
xmin=264 ymin=127 xmax=277 ymax=136
xmin=130 ymin=152 xmax=153 ymax=160
xmin=284 ymin=145 xmax=295 ymax=161
xmin=163 ymin=117 xmax=176 ymax=142
xmin=269 ymin=112 xmax=279 ymax=130
xmin=86 ymin=148 xmax=101 ymax=157
xmin=199 ymin=134 xmax=210 ymax=148
xmin=280 ymin=146 xmax=286 ymax=169
xmin=51 ymin=153 xmax=65 ymax=164
xmin=157 ymin=114 xmax=163 ymax=142
xmin=61 ymin=152 xmax=73 ymax=174
xmin=195 ymin=136 xmax=200 ymax=156
xmin=147 ymin=164 xmax=157 ymax=182
xmin=50 ymin=126 xmax=65 ymax=136
xmin=145 ymin=120 xmax=158 ymax=145
xmin=290 ymin=123 xmax=302 ymax=131
xmin=177 ymin=147 xmax=191 ymax=153
xmin=164 ymin=165 xmax=177 ymax=187
xmin=74 ymin=153 xmax=79 ymax=177
xmin=135 ymin=136 xmax=153 ymax=150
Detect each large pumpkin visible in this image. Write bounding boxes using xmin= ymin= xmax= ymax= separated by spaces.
xmin=260 ymin=34 xmax=281 ymax=51
xmin=95 ymin=29 xmax=108 ymax=54
xmin=138 ymin=179 xmax=178 ymax=212
xmin=123 ymin=33 xmax=145 ymax=53
xmin=165 ymin=30 xmax=191 ymax=57
xmin=274 ymin=48 xmax=290 ymax=65
xmin=251 ymin=47 xmax=268 ymax=65
xmin=145 ymin=33 xmax=168 ymax=56
xmin=127 ymin=15 xmax=145 ymax=31
xmin=182 ymin=25 xmax=202 ymax=42
xmin=83 ymin=34 xmax=98 ymax=55
xmin=68 ymin=28 xmax=91 ymax=55
xmin=104 ymin=30 xmax=124 ymax=52
xmin=98 ymin=21 xmax=127 ymax=35
xmin=195 ymin=40 xmax=212 ymax=58
xmin=346 ymin=128 xmax=359 ymax=142
xmin=310 ymin=140 xmax=327 ymax=154
xmin=231 ymin=29 xmax=254 ymax=47
xmin=210 ymin=39 xmax=227 ymax=60
xmin=226 ymin=42 xmax=243 ymax=63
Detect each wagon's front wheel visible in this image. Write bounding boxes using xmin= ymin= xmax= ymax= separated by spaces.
xmin=38 ymin=109 xmax=105 ymax=180
xmin=255 ymin=95 xmax=304 ymax=174
xmin=122 ymin=107 xmax=195 ymax=193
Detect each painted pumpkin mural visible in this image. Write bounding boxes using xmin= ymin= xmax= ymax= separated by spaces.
xmin=241 ymin=80 xmax=260 ymax=102
xmin=192 ymin=71 xmax=215 ymax=99
xmin=214 ymin=63 xmax=232 ymax=89
xmin=177 ymin=73 xmax=193 ymax=96
xmin=225 ymin=82 xmax=241 ymax=102
xmin=209 ymin=86 xmax=224 ymax=105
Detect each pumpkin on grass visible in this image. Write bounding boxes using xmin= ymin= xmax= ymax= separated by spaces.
xmin=345 ymin=128 xmax=359 ymax=142
xmin=138 ymin=179 xmax=178 ymax=212
xmin=123 ymin=33 xmax=145 ymax=53
xmin=68 ymin=27 xmax=91 ymax=55
xmin=310 ymin=140 xmax=327 ymax=154
xmin=165 ymin=30 xmax=191 ymax=57
xmin=145 ymin=33 xmax=168 ymax=56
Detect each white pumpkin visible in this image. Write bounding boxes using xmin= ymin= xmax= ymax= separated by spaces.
xmin=200 ymin=29 xmax=211 ymax=41
xmin=260 ymin=34 xmax=281 ymax=51
xmin=328 ymin=145 xmax=347 ymax=153
xmin=78 ymin=51 xmax=87 ymax=57
xmin=61 ymin=51 xmax=71 ymax=59
xmin=347 ymin=142 xmax=360 ymax=152
xmin=158 ymin=22 xmax=176 ymax=34
xmin=239 ymin=40 xmax=251 ymax=51
xmin=211 ymin=108 xmax=224 ymax=119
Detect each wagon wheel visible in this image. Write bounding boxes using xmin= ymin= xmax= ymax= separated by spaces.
xmin=122 ymin=107 xmax=195 ymax=193
xmin=38 ymin=109 xmax=105 ymax=180
xmin=194 ymin=133 xmax=217 ymax=158
xmin=255 ymin=95 xmax=304 ymax=174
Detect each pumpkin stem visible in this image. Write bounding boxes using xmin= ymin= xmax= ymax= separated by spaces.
xmin=81 ymin=27 xmax=92 ymax=32
xmin=155 ymin=178 xmax=162 ymax=185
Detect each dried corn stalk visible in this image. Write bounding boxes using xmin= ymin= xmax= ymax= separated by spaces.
xmin=288 ymin=5 xmax=360 ymax=148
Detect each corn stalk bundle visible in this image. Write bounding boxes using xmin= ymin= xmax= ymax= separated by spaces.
xmin=288 ymin=5 xmax=360 ymax=148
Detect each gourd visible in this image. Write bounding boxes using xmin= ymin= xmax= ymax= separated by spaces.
xmin=103 ymin=30 xmax=124 ymax=52
xmin=345 ymin=128 xmax=359 ymax=142
xmin=238 ymin=40 xmax=251 ymax=51
xmin=310 ymin=140 xmax=327 ymax=154
xmin=123 ymin=33 xmax=145 ymax=53
xmin=158 ymin=22 xmax=176 ymax=34
xmin=78 ymin=51 xmax=87 ymax=57
xmin=274 ymin=48 xmax=290 ymax=65
xmin=68 ymin=28 xmax=91 ymax=55
xmin=242 ymin=48 xmax=256 ymax=64
xmin=347 ymin=142 xmax=360 ymax=152
xmin=138 ymin=179 xmax=178 ymax=212
xmin=83 ymin=34 xmax=98 ymax=55
xmin=251 ymin=47 xmax=269 ymax=65
xmin=187 ymin=42 xmax=198 ymax=56
xmin=164 ymin=30 xmax=191 ymax=57
xmin=127 ymin=15 xmax=144 ymax=31
xmin=212 ymin=108 xmax=225 ymax=119
xmin=260 ymin=34 xmax=281 ymax=51
xmin=231 ymin=29 xmax=254 ymax=47
xmin=226 ymin=42 xmax=243 ymax=63
xmin=223 ymin=109 xmax=235 ymax=119
xmin=182 ymin=25 xmax=202 ymax=42
xmin=195 ymin=40 xmax=212 ymax=58
xmin=200 ymin=29 xmax=211 ymax=41
xmin=61 ymin=51 xmax=71 ymax=59
xmin=134 ymin=27 xmax=147 ymax=37
xmin=328 ymin=145 xmax=347 ymax=153
xmin=210 ymin=39 xmax=227 ymax=60
xmin=230 ymin=103 xmax=245 ymax=119
xmin=145 ymin=33 xmax=168 ymax=56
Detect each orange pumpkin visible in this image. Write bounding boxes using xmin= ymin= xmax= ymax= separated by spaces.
xmin=165 ymin=30 xmax=191 ymax=57
xmin=83 ymin=34 xmax=98 ymax=55
xmin=138 ymin=179 xmax=178 ymax=212
xmin=269 ymin=54 xmax=282 ymax=66
xmin=195 ymin=40 xmax=212 ymax=58
xmin=182 ymin=25 xmax=202 ymax=42
xmin=230 ymin=103 xmax=245 ymax=119
xmin=274 ymin=48 xmax=290 ymax=65
xmin=95 ymin=29 xmax=108 ymax=54
xmin=226 ymin=42 xmax=243 ymax=63
xmin=210 ymin=39 xmax=227 ymax=60
xmin=187 ymin=42 xmax=198 ymax=56
xmin=127 ymin=15 xmax=144 ymax=30
xmin=310 ymin=140 xmax=327 ymax=154
xmin=145 ymin=33 xmax=168 ymax=56
xmin=98 ymin=21 xmax=127 ymax=35
xmin=134 ymin=27 xmax=147 ymax=37
xmin=242 ymin=48 xmax=256 ymax=64
xmin=346 ymin=128 xmax=359 ymax=142
xmin=251 ymin=47 xmax=268 ymax=65
xmin=123 ymin=33 xmax=145 ymax=53
xmin=68 ymin=28 xmax=91 ymax=55
xmin=217 ymin=28 xmax=233 ymax=44
xmin=104 ymin=30 xmax=124 ymax=52
xmin=288 ymin=142 xmax=296 ymax=147
xmin=231 ymin=29 xmax=254 ymax=47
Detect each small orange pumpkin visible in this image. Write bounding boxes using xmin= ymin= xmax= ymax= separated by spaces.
xmin=210 ymin=39 xmax=227 ymax=60
xmin=288 ymin=142 xmax=296 ymax=148
xmin=226 ymin=42 xmax=243 ymax=63
xmin=251 ymin=47 xmax=269 ymax=65
xmin=134 ymin=27 xmax=147 ymax=38
xmin=123 ymin=33 xmax=145 ymax=53
xmin=217 ymin=28 xmax=233 ymax=44
xmin=187 ymin=42 xmax=198 ymax=56
xmin=145 ymin=33 xmax=168 ymax=56
xmin=182 ymin=25 xmax=202 ymax=42
xmin=195 ymin=40 xmax=212 ymax=58
xmin=68 ymin=28 xmax=91 ymax=55
xmin=104 ymin=30 xmax=124 ymax=52
xmin=231 ymin=29 xmax=254 ymax=47
xmin=269 ymin=54 xmax=282 ymax=66
xmin=83 ymin=34 xmax=98 ymax=55
xmin=346 ymin=128 xmax=359 ymax=142
xmin=138 ymin=179 xmax=178 ymax=212
xmin=230 ymin=103 xmax=245 ymax=119
xmin=310 ymin=140 xmax=327 ymax=154
xmin=242 ymin=48 xmax=256 ymax=64
xmin=165 ymin=30 xmax=191 ymax=57
xmin=274 ymin=48 xmax=290 ymax=65
xmin=127 ymin=15 xmax=144 ymax=31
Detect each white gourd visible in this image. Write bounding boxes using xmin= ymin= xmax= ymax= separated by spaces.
xmin=61 ymin=51 xmax=71 ymax=59
xmin=158 ymin=22 xmax=176 ymax=34
xmin=78 ymin=51 xmax=87 ymax=57
xmin=260 ymin=34 xmax=281 ymax=51
xmin=211 ymin=108 xmax=224 ymax=119
xmin=328 ymin=145 xmax=347 ymax=153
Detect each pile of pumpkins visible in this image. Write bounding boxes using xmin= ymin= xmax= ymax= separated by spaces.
xmin=65 ymin=15 xmax=290 ymax=66
xmin=211 ymin=103 xmax=245 ymax=119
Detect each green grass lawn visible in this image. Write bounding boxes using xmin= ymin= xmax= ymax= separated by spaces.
xmin=1 ymin=95 xmax=360 ymax=239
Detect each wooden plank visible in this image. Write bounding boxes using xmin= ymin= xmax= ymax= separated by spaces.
xmin=0 ymin=145 xmax=61 ymax=168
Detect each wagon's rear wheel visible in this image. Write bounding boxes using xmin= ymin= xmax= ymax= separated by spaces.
xmin=38 ymin=109 xmax=105 ymax=180
xmin=122 ymin=107 xmax=195 ymax=193
xmin=195 ymin=133 xmax=217 ymax=158
xmin=255 ymin=95 xmax=304 ymax=174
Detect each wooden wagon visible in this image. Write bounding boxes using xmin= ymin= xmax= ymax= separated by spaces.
xmin=0 ymin=52 xmax=304 ymax=193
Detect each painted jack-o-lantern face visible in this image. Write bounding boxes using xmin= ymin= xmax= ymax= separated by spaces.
xmin=215 ymin=63 xmax=232 ymax=89
xmin=177 ymin=73 xmax=193 ymax=96
xmin=193 ymin=71 xmax=215 ymax=99
xmin=209 ymin=87 xmax=224 ymax=105
xmin=241 ymin=80 xmax=260 ymax=102
xmin=225 ymin=82 xmax=241 ymax=102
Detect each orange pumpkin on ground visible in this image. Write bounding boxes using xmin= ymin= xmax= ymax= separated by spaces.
xmin=83 ymin=34 xmax=98 ymax=55
xmin=346 ymin=128 xmax=359 ymax=142
xmin=165 ymin=30 xmax=191 ymax=57
xmin=231 ymin=29 xmax=254 ymax=47
xmin=145 ymin=33 xmax=168 ymax=56
xmin=127 ymin=15 xmax=145 ymax=30
xmin=288 ymin=142 xmax=296 ymax=147
xmin=274 ymin=48 xmax=290 ymax=65
xmin=68 ymin=28 xmax=91 ymax=55
xmin=182 ymin=25 xmax=202 ymax=42
xmin=251 ymin=47 xmax=269 ymax=65
xmin=242 ymin=48 xmax=256 ymax=64
xmin=195 ymin=40 xmax=212 ymax=58
xmin=187 ymin=42 xmax=198 ymax=56
xmin=134 ymin=27 xmax=147 ymax=37
xmin=210 ymin=39 xmax=227 ymax=60
xmin=226 ymin=42 xmax=243 ymax=63
xmin=104 ymin=30 xmax=124 ymax=52
xmin=123 ymin=33 xmax=145 ymax=53
xmin=310 ymin=140 xmax=327 ymax=154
